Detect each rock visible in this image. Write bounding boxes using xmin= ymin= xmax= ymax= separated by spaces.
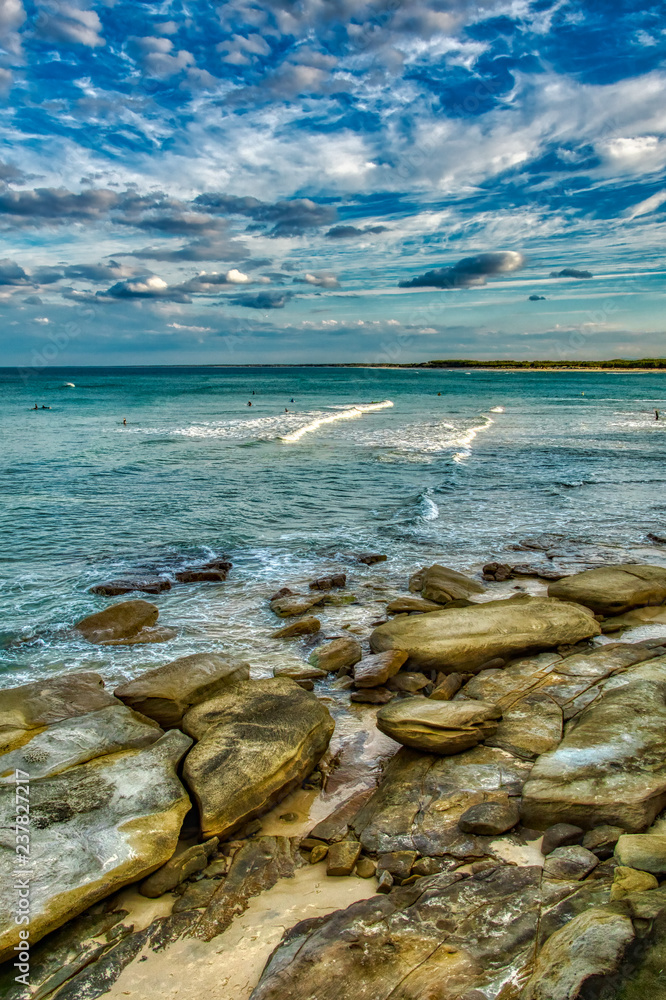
xmin=377 ymin=850 xmax=417 ymax=881
xmin=615 ymin=834 xmax=666 ymax=875
xmin=309 ymin=789 xmax=376 ymax=843
xmin=101 ymin=625 xmax=177 ymax=646
xmin=611 ymin=865 xmax=659 ymax=900
xmin=273 ymin=663 xmax=327 ymax=681
xmin=408 ymin=567 xmax=427 ymax=592
xmin=308 ymin=637 xmax=362 ymax=673
xmin=430 ymin=672 xmax=465 ymax=700
xmin=203 ymin=857 xmax=230 ymax=878
xmin=0 ymin=729 xmax=192 ymax=962
xmin=139 ymin=838 xmax=218 ymax=897
xmin=386 ymin=596 xmax=443 ymax=614
xmin=350 ymin=687 xmax=394 ymax=704
xmin=182 ymin=678 xmax=334 ymax=839
xmin=201 ymin=558 xmax=233 ymax=572
xmin=602 ymin=605 xmax=666 ymax=633
xmin=321 ymin=592 xmax=357 ymax=606
xmin=89 ymin=577 xmax=171 ymax=596
xmin=370 ymin=596 xmax=600 ymax=674
xmin=115 ymin=653 xmax=250 ymax=728
xmin=485 ymin=691 xmax=562 ymax=761
xmin=0 ymin=672 xmax=119 ymax=754
xmin=270 ymin=593 xmax=326 ymax=617
xmin=172 ymin=879 xmax=219 ymax=912
xmin=271 ymin=617 xmax=321 ymax=638
xmin=74 ymin=599 xmax=160 ymax=644
xmin=175 ymin=569 xmax=228 ymax=583
xmin=326 ymin=840 xmax=361 ymax=876
xmin=310 ymin=844 xmax=328 ymax=864
xmin=483 ymin=561 xmax=514 ymax=582
xmin=309 ymin=573 xmax=346 ymax=590
xmin=355 ymin=552 xmax=387 ymax=565
xmin=548 ymin=563 xmax=666 ymax=615
xmin=458 ymin=800 xmax=519 ymax=836
xmin=412 ymin=856 xmax=459 ymax=876
xmin=189 ymin=837 xmax=301 ymax=942
xmin=386 ymin=671 xmax=430 ymax=693
xmin=420 ymin=563 xmax=485 ymax=603
xmin=269 ymin=587 xmax=294 ymax=602
xmin=355 ymin=857 xmax=376 ymax=878
xmin=519 ymin=907 xmax=635 ymax=1000
xmin=582 ymin=825 xmax=624 ymax=858
xmin=376 ymin=697 xmax=501 ymax=754
xmin=512 ymin=564 xmax=568 ymax=581
xmin=0 ymin=703 xmax=162 ymax=783
xmin=540 ymin=823 xmax=584 ymax=856
xmin=521 ymin=656 xmax=666 ymax=832
xmin=376 ymin=870 xmax=393 ymax=892
xmin=542 ymin=845 xmax=599 ymax=880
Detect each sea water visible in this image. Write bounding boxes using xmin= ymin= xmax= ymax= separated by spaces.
xmin=1 ymin=365 xmax=665 ymax=688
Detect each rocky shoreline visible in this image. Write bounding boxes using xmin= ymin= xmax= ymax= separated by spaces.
xmin=2 ymin=558 xmax=666 ymax=999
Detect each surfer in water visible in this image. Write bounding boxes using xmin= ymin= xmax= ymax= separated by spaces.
xmin=656 ymin=410 xmax=661 ymax=421
xmin=247 ymin=401 xmax=252 ymax=406
xmin=33 ymin=404 xmax=38 ymax=409
xmin=123 ymin=418 xmax=127 ymax=425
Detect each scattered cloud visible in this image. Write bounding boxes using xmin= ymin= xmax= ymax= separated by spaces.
xmin=529 ymin=294 xmax=546 ymax=301
xmin=399 ymin=252 xmax=525 ymax=289
xmin=293 ymin=272 xmax=340 ymax=289
xmin=325 ymin=225 xmax=388 ymax=239
xmin=549 ymin=268 xmax=593 ymax=279
xmin=230 ymin=290 xmax=293 ymax=309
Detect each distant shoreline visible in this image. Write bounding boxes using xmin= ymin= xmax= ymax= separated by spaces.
xmin=5 ymin=359 xmax=666 ymax=372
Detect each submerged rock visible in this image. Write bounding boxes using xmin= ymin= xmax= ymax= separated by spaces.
xmin=419 ymin=563 xmax=485 ymax=603
xmin=309 ymin=573 xmax=346 ymax=590
xmin=115 ymin=652 xmax=250 ymax=728
xmin=548 ymin=563 xmax=666 ymax=615
xmin=270 ymin=593 xmax=326 ymax=617
xmin=370 ymin=596 xmax=600 ymax=674
xmin=182 ymin=678 xmax=334 ymax=839
xmin=175 ymin=569 xmax=228 ymax=583
xmin=74 ymin=599 xmax=161 ymax=644
xmin=89 ymin=577 xmax=171 ymax=596
xmin=354 ymin=552 xmax=387 ymax=565
xmin=376 ymin=697 xmax=501 ymax=754
xmin=271 ymin=616 xmax=321 ymax=638
xmin=385 ymin=596 xmax=442 ymax=614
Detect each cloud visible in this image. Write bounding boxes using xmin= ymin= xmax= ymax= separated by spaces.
xmin=293 ymin=272 xmax=340 ymax=289
xmin=35 ymin=4 xmax=105 ymax=48
xmin=399 ymin=251 xmax=525 ymax=289
xmin=194 ymin=193 xmax=337 ymax=236
xmin=624 ymin=190 xmax=666 ymax=220
xmin=0 ymin=187 xmax=118 ymax=225
xmin=225 ymin=268 xmax=250 ymax=284
xmin=529 ymin=294 xmax=546 ymax=301
xmin=167 ymin=322 xmax=213 ymax=333
xmin=549 ymin=268 xmax=593 ymax=279
xmin=0 ymin=258 xmax=30 ymax=285
xmin=128 ymin=236 xmax=248 ymax=262
xmin=0 ymin=159 xmax=26 ymax=183
xmin=104 ymin=275 xmax=191 ymax=302
xmin=325 ymin=224 xmax=388 ymax=238
xmin=230 ymin=290 xmax=292 ymax=309
xmin=64 ymin=261 xmax=130 ymax=282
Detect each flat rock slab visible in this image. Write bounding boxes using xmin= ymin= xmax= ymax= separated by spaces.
xmin=115 ymin=652 xmax=250 ymax=728
xmin=485 ymin=691 xmax=562 ymax=760
xmin=74 ymin=600 xmax=160 ymax=644
xmin=420 ymin=563 xmax=486 ymax=604
xmin=0 ymin=729 xmax=192 ymax=962
xmin=271 ymin=617 xmax=321 ymax=638
xmin=602 ymin=606 xmax=666 ymax=633
xmin=182 ymin=678 xmax=334 ymax=839
xmin=376 ymin=697 xmax=501 ymax=754
xmin=89 ymin=577 xmax=171 ymax=596
xmin=270 ymin=594 xmax=326 ymax=618
xmin=385 ymin=596 xmax=443 ymax=614
xmin=548 ymin=563 xmax=666 ymax=616
xmin=521 ymin=655 xmax=666 ymax=832
xmin=308 ymin=637 xmax=362 ymax=673
xmin=354 ymin=650 xmax=408 ymax=688
xmin=370 ymin=596 xmax=600 ymax=674
xmin=351 ymin=745 xmax=533 ymax=857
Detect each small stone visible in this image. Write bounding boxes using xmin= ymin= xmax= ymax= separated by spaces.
xmin=610 ymin=865 xmax=658 ymax=900
xmin=351 ymin=687 xmax=394 ymax=704
xmin=469 ymin=860 xmax=502 ymax=874
xmin=429 ymin=673 xmax=465 ymax=701
xmin=300 ymin=838 xmax=328 ymax=851
xmin=271 ymin=618 xmax=322 ymax=639
xmin=270 ymin=587 xmax=294 ymax=602
xmin=172 ymin=879 xmax=219 ymax=912
xmin=582 ymin=825 xmax=624 ymax=859
xmin=279 ymin=812 xmax=298 ymax=823
xmin=458 ymin=800 xmax=520 ymax=836
xmin=376 ymin=870 xmax=393 ymax=893
xmin=386 ymin=672 xmax=430 ymax=693
xmin=483 ymin=562 xmax=514 ymax=582
xmin=400 ymin=874 xmax=421 ymax=885
xmin=139 ymin=838 xmax=219 ymax=898
xmin=355 ymin=857 xmax=377 ymax=879
xmin=355 ymin=553 xmax=387 ymax=565
xmin=543 ymin=845 xmax=599 ymax=880
xmin=326 ymin=840 xmax=361 ymax=876
xmin=377 ymin=851 xmax=417 ymax=881
xmin=309 ymin=574 xmax=346 ymax=591
xmin=270 ymin=594 xmax=326 ymax=618
xmin=614 ymin=834 xmax=666 ymax=876
xmin=541 ymin=823 xmax=584 ymax=856
xmin=202 ymin=858 xmax=229 ymax=878
xmin=310 ymin=844 xmax=329 ymax=864
xmin=354 ymin=650 xmax=408 ymax=688
xmin=309 ymin=637 xmax=362 ymax=673
xmin=243 ymin=819 xmax=263 ymax=837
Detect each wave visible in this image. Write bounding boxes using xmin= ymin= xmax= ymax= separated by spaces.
xmin=280 ymin=400 xmax=394 ymax=443
xmin=490 ymin=406 xmax=505 ymax=413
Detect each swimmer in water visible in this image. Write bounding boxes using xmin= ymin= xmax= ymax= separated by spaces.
xmin=290 ymin=398 xmax=294 ymax=402
xmin=33 ymin=404 xmax=38 ymax=409
xmin=123 ymin=418 xmax=127 ymax=425
xmin=657 ymin=410 xmax=661 ymax=421
xmin=247 ymin=401 xmax=252 ymax=406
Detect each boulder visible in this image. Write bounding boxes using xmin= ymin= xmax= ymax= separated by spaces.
xmin=542 ymin=845 xmax=599 ymax=880
xmin=172 ymin=879 xmax=219 ymax=912
xmin=308 ymin=637 xmax=362 ymax=673
xmin=430 ymin=672 xmax=465 ymax=700
xmin=175 ymin=569 xmax=228 ymax=583
xmin=541 ymin=823 xmax=584 ymax=856
xmin=271 ymin=617 xmax=321 ymax=638
xmin=385 ymin=596 xmax=442 ymax=614
xmin=611 ymin=866 xmax=658 ymax=900
xmin=458 ymin=800 xmax=519 ymax=836
xmin=420 ymin=563 xmax=485 ymax=604
xmin=408 ymin=567 xmax=427 ymax=592
xmin=74 ymin=600 xmax=160 ymax=644
xmin=100 ymin=626 xmax=177 ymax=646
xmin=355 ymin=857 xmax=376 ymax=878
xmin=182 ymin=678 xmax=334 ymax=839
xmin=0 ymin=729 xmax=192 ymax=962
xmin=326 ymin=840 xmax=361 ymax=876
xmin=548 ymin=563 xmax=666 ymax=616
xmin=273 ymin=663 xmax=327 ymax=682
xmin=386 ymin=671 xmax=430 ymax=693
xmin=139 ymin=838 xmax=218 ymax=897
xmin=615 ymin=834 xmax=666 ymax=875
xmin=350 ymin=688 xmax=394 ymax=704
xmin=114 ymin=652 xmax=250 ymax=728
xmin=354 ymin=552 xmax=387 ymax=565
xmin=602 ymin=605 xmax=666 ymax=633
xmin=521 ymin=656 xmax=666 ymax=832
xmin=370 ymin=596 xmax=600 ymax=674
xmin=376 ymin=697 xmax=501 ymax=754
xmin=582 ymin=825 xmax=624 ymax=858
xmin=309 ymin=573 xmax=346 ymax=590
xmin=353 ymin=650 xmax=408 ymax=688
xmin=270 ymin=594 xmax=326 ymax=618
xmin=89 ymin=577 xmax=171 ymax=596
xmin=376 ymin=850 xmax=417 ymax=881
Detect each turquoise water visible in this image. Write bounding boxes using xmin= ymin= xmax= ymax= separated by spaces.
xmin=1 ymin=365 xmax=665 ymax=688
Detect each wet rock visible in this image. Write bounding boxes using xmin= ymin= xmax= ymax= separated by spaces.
xmin=102 ymin=625 xmax=177 ymax=646
xmin=582 ymin=824 xmax=624 ymax=858
xmin=377 ymin=850 xmax=417 ymax=881
xmin=376 ymin=697 xmax=501 ymax=754
xmin=309 ymin=788 xmax=376 ymax=843
xmin=355 ymin=552 xmax=387 ymax=565
xmin=270 ymin=593 xmax=326 ymax=617
xmin=485 ymin=691 xmax=562 ymax=761
xmin=322 ymin=592 xmax=357 ymax=606
xmin=269 ymin=586 xmax=294 ymax=602
xmin=548 ymin=563 xmax=666 ymax=616
xmin=175 ymin=569 xmax=228 ymax=583
xmin=273 ymin=662 xmax=327 ymax=681
xmin=355 ymin=857 xmax=376 ymax=878
xmin=308 ymin=636 xmax=362 ymax=673
xmin=430 ymin=672 xmax=465 ymax=700
xmin=139 ymin=838 xmax=218 ymax=897
xmin=115 ymin=652 xmax=250 ymax=728
xmin=386 ymin=596 xmax=442 ymax=614
xmin=172 ymin=879 xmax=219 ymax=912
xmin=182 ymin=678 xmax=334 ymax=839
xmin=370 ymin=596 xmax=600 ymax=674
xmin=0 ymin=730 xmax=192 ymax=962
xmin=420 ymin=563 xmax=485 ymax=604
xmin=192 ymin=836 xmax=302 ymax=941
xmin=202 ymin=857 xmax=229 ymax=878
xmin=310 ymin=844 xmax=328 ymax=864
xmin=327 ymin=840 xmax=361 ymax=876
xmin=74 ymin=599 xmax=160 ymax=644
xmin=542 ymin=845 xmax=599 ymax=880
xmin=521 ymin=656 xmax=666 ymax=832
xmin=458 ymin=800 xmax=519 ymax=836
xmin=350 ymin=687 xmax=394 ymax=704
xmin=611 ymin=865 xmax=658 ymax=900
xmin=482 ymin=561 xmax=514 ymax=582
xmin=376 ymin=870 xmax=393 ymax=892
xmin=540 ymin=823 xmax=584 ymax=856
xmin=412 ymin=856 xmax=459 ymax=877
xmin=89 ymin=576 xmax=171 ymax=596
xmin=386 ymin=671 xmax=430 ymax=693
xmin=602 ymin=604 xmax=666 ymax=633
xmin=408 ymin=567 xmax=427 ymax=592
xmin=615 ymin=833 xmax=666 ymax=875
xmin=309 ymin=573 xmax=346 ymax=590
xmin=271 ymin=617 xmax=321 ymax=638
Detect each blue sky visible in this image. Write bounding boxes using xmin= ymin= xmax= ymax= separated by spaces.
xmin=0 ymin=0 xmax=664 ymax=365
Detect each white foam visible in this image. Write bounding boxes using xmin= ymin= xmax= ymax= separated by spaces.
xmin=280 ymin=400 xmax=394 ymax=443
xmin=452 ymin=416 xmax=494 ymax=462
xmin=420 ymin=495 xmax=440 ymax=520
xmin=490 ymin=406 xmax=505 ymax=413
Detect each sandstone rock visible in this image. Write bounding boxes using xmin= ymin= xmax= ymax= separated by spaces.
xmin=271 ymin=617 xmax=321 ymax=638
xmin=182 ymin=678 xmax=334 ymax=839
xmin=308 ymin=637 xmax=362 ymax=673
xmin=485 ymin=691 xmax=562 ymax=760
xmin=175 ymin=569 xmax=228 ymax=583
xmin=115 ymin=653 xmax=250 ymax=728
xmin=386 ymin=596 xmax=442 ymax=614
xmin=541 ymin=823 xmax=584 ymax=856
xmin=602 ymin=605 xmax=666 ymax=633
xmin=408 ymin=567 xmax=427 ymax=592
xmin=355 ymin=552 xmax=387 ymax=565
xmin=355 ymin=857 xmax=376 ymax=878
xmin=483 ymin=561 xmax=514 ymax=581
xmin=458 ymin=800 xmax=519 ymax=836
xmin=172 ymin=879 xmax=219 ymax=912
xmin=101 ymin=625 xmax=177 ymax=646
xmin=89 ymin=577 xmax=171 ymax=596
xmin=321 ymin=592 xmax=357 ymax=606
xmin=309 ymin=789 xmax=376 ymax=844
xmin=412 ymin=857 xmax=459 ymax=876
xmin=309 ymin=573 xmax=346 ymax=590
xmin=310 ymin=844 xmax=328 ymax=864
xmin=430 ymin=672 xmax=465 ymax=700
xmin=74 ymin=599 xmax=160 ymax=644
xmin=548 ymin=563 xmax=666 ymax=615
xmin=327 ymin=840 xmax=361 ymax=876
xmin=377 ymin=850 xmax=417 ymax=881
xmin=370 ymin=596 xmax=600 ymax=674
xmin=615 ymin=834 xmax=666 ymax=875
xmin=420 ymin=563 xmax=485 ymax=603
xmin=582 ymin=825 xmax=624 ymax=858
xmin=376 ymin=697 xmax=501 ymax=754
xmin=521 ymin=656 xmax=666 ymax=832
xmin=139 ymin=838 xmax=218 ymax=897
xmin=376 ymin=870 xmax=393 ymax=892
xmin=273 ymin=663 xmax=327 ymax=681
xmin=0 ymin=729 xmax=192 ymax=962
xmin=542 ymin=845 xmax=599 ymax=880
xmin=350 ymin=688 xmax=395 ymax=704
xmin=386 ymin=671 xmax=430 ymax=693
xmin=611 ymin=865 xmax=658 ymax=900
xmin=269 ymin=587 xmax=294 ymax=602
xmin=270 ymin=594 xmax=326 ymax=617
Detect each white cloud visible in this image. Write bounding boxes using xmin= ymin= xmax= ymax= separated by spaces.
xmin=225 ymin=268 xmax=250 ymax=283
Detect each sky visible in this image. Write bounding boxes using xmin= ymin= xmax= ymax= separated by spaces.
xmin=0 ymin=0 xmax=664 ymax=367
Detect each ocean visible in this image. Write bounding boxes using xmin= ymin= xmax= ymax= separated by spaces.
xmin=1 ymin=365 xmax=665 ymax=689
